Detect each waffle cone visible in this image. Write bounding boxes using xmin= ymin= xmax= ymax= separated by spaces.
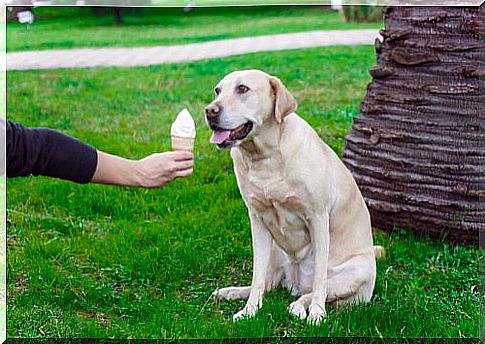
xmin=171 ymin=136 xmax=195 ymax=151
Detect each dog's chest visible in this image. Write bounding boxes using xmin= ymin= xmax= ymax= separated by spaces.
xmin=245 ymin=176 xmax=310 ymax=254
xmin=245 ymin=173 xmax=298 ymax=210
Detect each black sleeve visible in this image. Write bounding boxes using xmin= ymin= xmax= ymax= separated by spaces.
xmin=6 ymin=120 xmax=98 ymax=184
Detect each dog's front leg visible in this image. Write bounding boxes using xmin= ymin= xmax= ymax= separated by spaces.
xmin=233 ymin=213 xmax=273 ymax=321
xmin=307 ymin=213 xmax=330 ymax=324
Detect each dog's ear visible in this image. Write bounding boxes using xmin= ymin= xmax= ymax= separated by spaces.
xmin=269 ymin=77 xmax=297 ymax=123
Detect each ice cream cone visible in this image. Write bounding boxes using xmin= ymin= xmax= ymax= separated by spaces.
xmin=171 ymin=135 xmax=195 ymax=152
xmin=171 ymin=108 xmax=196 ymax=152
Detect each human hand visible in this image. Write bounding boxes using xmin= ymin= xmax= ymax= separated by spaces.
xmin=133 ymin=151 xmax=194 ymax=188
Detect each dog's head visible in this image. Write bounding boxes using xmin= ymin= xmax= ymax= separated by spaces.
xmin=205 ymin=69 xmax=297 ymax=148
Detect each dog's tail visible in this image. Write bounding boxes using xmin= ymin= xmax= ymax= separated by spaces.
xmin=373 ymin=245 xmax=386 ymax=260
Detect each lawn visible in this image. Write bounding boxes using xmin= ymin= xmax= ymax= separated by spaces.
xmin=7 ymin=6 xmax=382 ymax=52
xmin=152 ymin=0 xmax=337 ymax=5
xmin=6 ymin=46 xmax=479 ymax=338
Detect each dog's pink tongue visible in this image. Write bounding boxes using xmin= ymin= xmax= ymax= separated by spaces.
xmin=210 ymin=130 xmax=231 ymax=144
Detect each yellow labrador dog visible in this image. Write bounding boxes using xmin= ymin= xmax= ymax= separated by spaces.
xmin=205 ymin=69 xmax=383 ymax=324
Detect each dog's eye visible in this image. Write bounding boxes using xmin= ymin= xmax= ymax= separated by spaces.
xmin=214 ymin=87 xmax=221 ymax=95
xmin=237 ymin=85 xmax=250 ymax=94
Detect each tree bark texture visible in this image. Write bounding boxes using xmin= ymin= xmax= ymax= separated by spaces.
xmin=342 ymin=6 xmax=484 ymax=244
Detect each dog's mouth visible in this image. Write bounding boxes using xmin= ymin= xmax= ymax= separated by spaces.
xmin=209 ymin=121 xmax=254 ymax=148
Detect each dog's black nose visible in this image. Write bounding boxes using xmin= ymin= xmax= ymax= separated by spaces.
xmin=205 ymin=103 xmax=221 ymax=120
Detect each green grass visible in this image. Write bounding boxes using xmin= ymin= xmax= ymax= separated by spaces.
xmin=152 ymin=0 xmax=336 ymax=5
xmin=6 ymin=46 xmax=479 ymax=338
xmin=7 ymin=6 xmax=382 ymax=52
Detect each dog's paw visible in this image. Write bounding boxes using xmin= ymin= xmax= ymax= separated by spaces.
xmin=212 ymin=288 xmax=224 ymax=299
xmin=212 ymin=287 xmax=249 ymax=300
xmin=288 ymin=301 xmax=307 ymax=320
xmin=233 ymin=304 xmax=257 ymax=322
xmin=307 ymin=303 xmax=326 ymax=325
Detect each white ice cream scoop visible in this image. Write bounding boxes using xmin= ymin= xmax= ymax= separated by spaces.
xmin=171 ymin=108 xmax=196 ymax=151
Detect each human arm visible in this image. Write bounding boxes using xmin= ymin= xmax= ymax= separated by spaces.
xmin=91 ymin=150 xmax=193 ymax=188
xmin=6 ymin=120 xmax=98 ymax=183
xmin=6 ymin=120 xmax=194 ymax=187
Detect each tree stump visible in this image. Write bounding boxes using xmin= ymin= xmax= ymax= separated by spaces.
xmin=342 ymin=6 xmax=484 ymax=244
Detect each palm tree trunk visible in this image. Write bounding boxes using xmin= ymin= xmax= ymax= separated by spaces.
xmin=342 ymin=6 xmax=484 ymax=243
